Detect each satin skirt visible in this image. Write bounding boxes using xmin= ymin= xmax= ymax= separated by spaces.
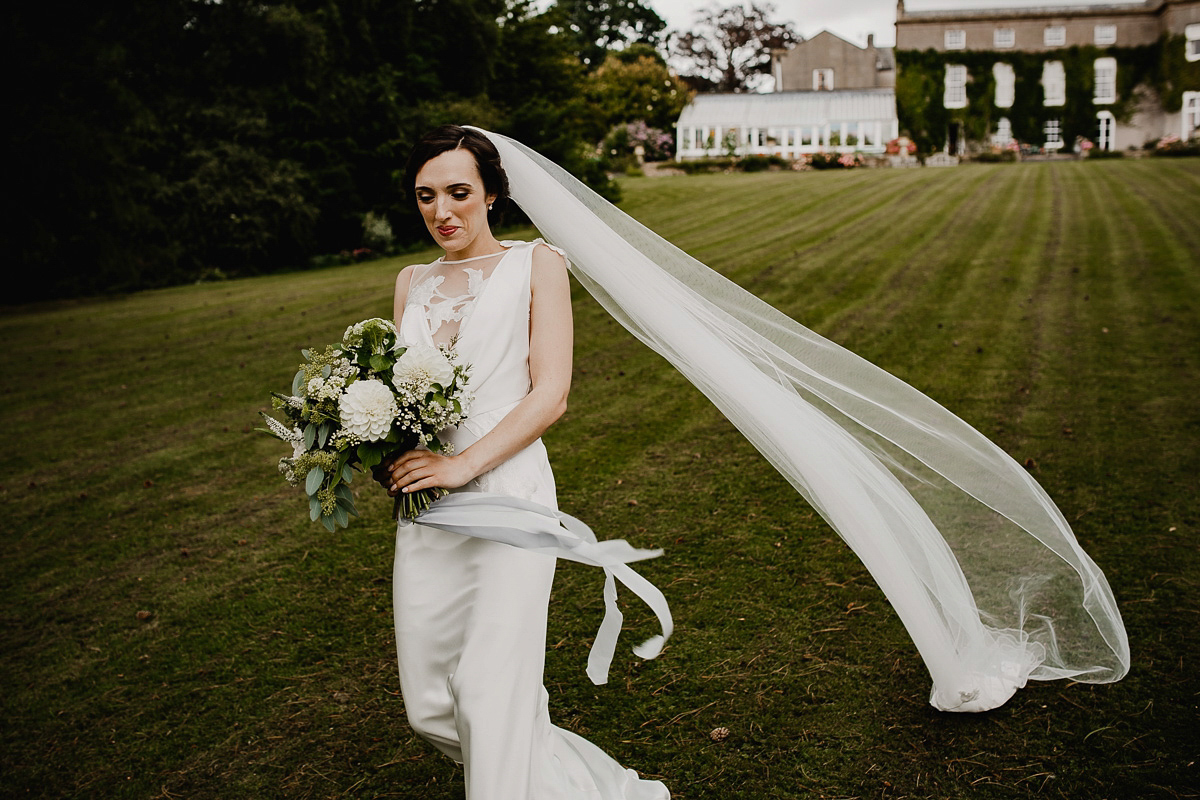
xmin=394 ymin=520 xmax=670 ymax=800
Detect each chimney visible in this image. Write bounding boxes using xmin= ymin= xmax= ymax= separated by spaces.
xmin=868 ymin=33 xmax=875 ymax=48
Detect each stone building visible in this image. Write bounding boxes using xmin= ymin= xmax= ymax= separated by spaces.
xmin=894 ymin=0 xmax=1200 ymax=152
xmin=674 ymin=31 xmax=899 ymax=159
xmin=771 ymin=30 xmax=896 ymax=91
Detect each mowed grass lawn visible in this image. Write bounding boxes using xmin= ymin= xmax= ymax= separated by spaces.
xmin=2 ymin=159 xmax=1198 ymax=799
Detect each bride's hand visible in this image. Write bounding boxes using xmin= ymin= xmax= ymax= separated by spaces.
xmin=379 ymin=449 xmax=476 ymax=496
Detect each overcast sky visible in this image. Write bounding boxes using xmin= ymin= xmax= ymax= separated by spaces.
xmin=647 ymin=0 xmax=1116 ymax=48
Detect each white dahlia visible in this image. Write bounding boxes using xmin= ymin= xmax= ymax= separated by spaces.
xmin=393 ymin=344 xmax=455 ymax=391
xmin=339 ymin=379 xmax=397 ymax=441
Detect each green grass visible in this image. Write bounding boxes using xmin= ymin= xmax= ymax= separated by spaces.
xmin=2 ymin=159 xmax=1198 ymax=799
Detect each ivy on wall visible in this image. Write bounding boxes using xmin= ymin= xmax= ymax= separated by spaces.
xmin=895 ymin=35 xmax=1200 ymax=153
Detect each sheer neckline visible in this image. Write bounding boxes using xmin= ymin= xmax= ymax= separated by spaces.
xmin=437 ymin=245 xmax=512 ymax=265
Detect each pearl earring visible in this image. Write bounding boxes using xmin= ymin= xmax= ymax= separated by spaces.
xmin=488 ymin=203 xmax=494 ymax=210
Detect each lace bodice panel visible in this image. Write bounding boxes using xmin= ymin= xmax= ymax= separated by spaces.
xmin=406 ymin=251 xmax=508 ymax=346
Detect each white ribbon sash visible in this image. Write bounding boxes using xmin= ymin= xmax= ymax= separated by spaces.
xmin=402 ymin=492 xmax=673 ymax=685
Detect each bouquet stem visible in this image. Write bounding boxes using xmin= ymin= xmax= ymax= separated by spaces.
xmin=393 ymin=487 xmax=447 ymax=521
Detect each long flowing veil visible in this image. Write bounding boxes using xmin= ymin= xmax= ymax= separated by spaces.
xmin=470 ymin=127 xmax=1129 ymax=711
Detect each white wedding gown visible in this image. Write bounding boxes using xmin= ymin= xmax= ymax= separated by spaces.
xmin=393 ymin=239 xmax=669 ymax=799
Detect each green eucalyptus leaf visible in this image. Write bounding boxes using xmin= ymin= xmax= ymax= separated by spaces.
xmin=342 ymin=464 xmax=354 ymax=483
xmin=305 ymin=466 xmax=324 ymax=496
xmin=304 ymin=424 xmax=316 ymax=450
xmin=318 ymin=421 xmax=331 ymax=448
xmin=321 ymin=515 xmax=336 ymax=532
xmin=321 ymin=364 xmax=331 ymax=379
xmin=309 ymin=496 xmax=321 ymax=521
xmin=293 ymin=370 xmax=305 ymax=396
xmin=333 ymin=505 xmax=349 ymax=527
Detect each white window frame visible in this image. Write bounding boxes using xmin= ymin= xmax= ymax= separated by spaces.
xmin=1094 ymin=57 xmax=1117 ymax=104
xmin=1094 ymin=24 xmax=1117 ymax=46
xmin=993 ymin=28 xmax=1015 ymax=48
xmin=944 ymin=64 xmax=968 ymax=109
xmin=1044 ymin=119 xmax=1063 ymax=150
xmin=945 ymin=29 xmax=966 ymax=50
xmin=1183 ymin=91 xmax=1200 ymax=139
xmin=1043 ymin=60 xmax=1066 ymax=107
xmin=813 ymin=68 xmax=834 ymax=90
xmin=1187 ymin=24 xmax=1200 ymax=63
xmin=1044 ymin=26 xmax=1066 ymax=47
xmin=1096 ymin=111 xmax=1115 ymax=151
xmin=993 ymin=62 xmax=1015 ymax=108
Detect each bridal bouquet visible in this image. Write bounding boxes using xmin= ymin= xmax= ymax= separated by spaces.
xmin=259 ymin=318 xmax=472 ymax=529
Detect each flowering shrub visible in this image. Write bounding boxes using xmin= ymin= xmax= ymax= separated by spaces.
xmin=1150 ymin=134 xmax=1200 ymax=157
xmin=601 ymin=120 xmax=674 ymax=168
xmin=362 ymin=211 xmax=394 ymax=251
xmin=809 ymin=152 xmax=862 ymax=170
xmin=886 ymin=137 xmax=918 ymax=155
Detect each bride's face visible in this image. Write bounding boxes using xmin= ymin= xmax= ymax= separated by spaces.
xmin=414 ymin=148 xmax=497 ymax=255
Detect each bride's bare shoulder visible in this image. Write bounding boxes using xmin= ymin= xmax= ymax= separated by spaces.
xmin=530 ymin=240 xmax=567 ymax=275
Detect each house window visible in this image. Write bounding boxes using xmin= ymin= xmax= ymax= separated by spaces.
xmin=1183 ymin=92 xmax=1200 ymax=138
xmin=944 ymin=64 xmax=968 ymax=109
xmin=1097 ymin=111 xmax=1115 ymax=151
xmin=1043 ymin=61 xmax=1066 ymax=107
xmin=994 ymin=63 xmax=1015 ymax=108
xmin=993 ymin=117 xmax=1013 ymax=147
xmin=1044 ymin=26 xmax=1066 ymax=47
xmin=1094 ymin=57 xmax=1117 ymax=104
xmin=1095 ymin=24 xmax=1117 ymax=45
xmin=946 ymin=29 xmax=966 ymax=50
xmin=813 ymin=68 xmax=834 ymax=90
xmin=1044 ymin=119 xmax=1063 ymax=150
xmin=1187 ymin=24 xmax=1200 ymax=62
xmin=994 ymin=28 xmax=1015 ymax=48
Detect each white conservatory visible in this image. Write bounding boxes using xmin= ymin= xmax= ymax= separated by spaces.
xmin=675 ymin=88 xmax=899 ymax=159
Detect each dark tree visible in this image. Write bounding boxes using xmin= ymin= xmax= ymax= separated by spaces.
xmin=672 ymin=2 xmax=798 ymax=93
xmin=551 ymin=0 xmax=667 ymax=68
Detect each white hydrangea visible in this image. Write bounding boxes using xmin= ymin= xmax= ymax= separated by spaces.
xmin=339 ymin=379 xmax=397 ymax=441
xmin=307 ymin=375 xmax=347 ymax=402
xmin=343 ymin=318 xmax=396 ymax=351
xmin=393 ymin=344 xmax=455 ymax=392
xmin=332 ymin=357 xmax=355 ymax=380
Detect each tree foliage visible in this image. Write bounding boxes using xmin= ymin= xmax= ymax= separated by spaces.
xmin=585 ymin=45 xmax=693 ymax=133
xmin=671 ymin=2 xmax=798 ymax=93
xmin=550 ymin=0 xmax=668 ymax=68
xmin=5 ymin=0 xmax=677 ymax=298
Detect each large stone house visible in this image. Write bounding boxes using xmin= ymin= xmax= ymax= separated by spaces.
xmin=675 ymin=31 xmax=899 ymax=159
xmin=894 ymin=0 xmax=1200 ymax=152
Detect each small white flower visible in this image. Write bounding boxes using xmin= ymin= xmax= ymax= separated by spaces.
xmin=291 ymin=427 xmax=307 ymax=458
xmin=339 ymin=379 xmax=397 ymax=441
xmin=393 ymin=344 xmax=455 ymax=391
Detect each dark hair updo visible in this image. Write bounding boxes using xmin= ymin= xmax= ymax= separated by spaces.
xmin=404 ymin=125 xmax=510 ymax=227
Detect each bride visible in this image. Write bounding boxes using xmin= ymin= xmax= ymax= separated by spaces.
xmin=376 ymin=124 xmax=1129 ymax=797
xmin=377 ymin=126 xmax=670 ymax=798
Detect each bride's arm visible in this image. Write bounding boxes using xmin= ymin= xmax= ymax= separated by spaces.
xmin=393 ymin=264 xmax=416 ymax=325
xmin=382 ymin=244 xmax=572 ymax=496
